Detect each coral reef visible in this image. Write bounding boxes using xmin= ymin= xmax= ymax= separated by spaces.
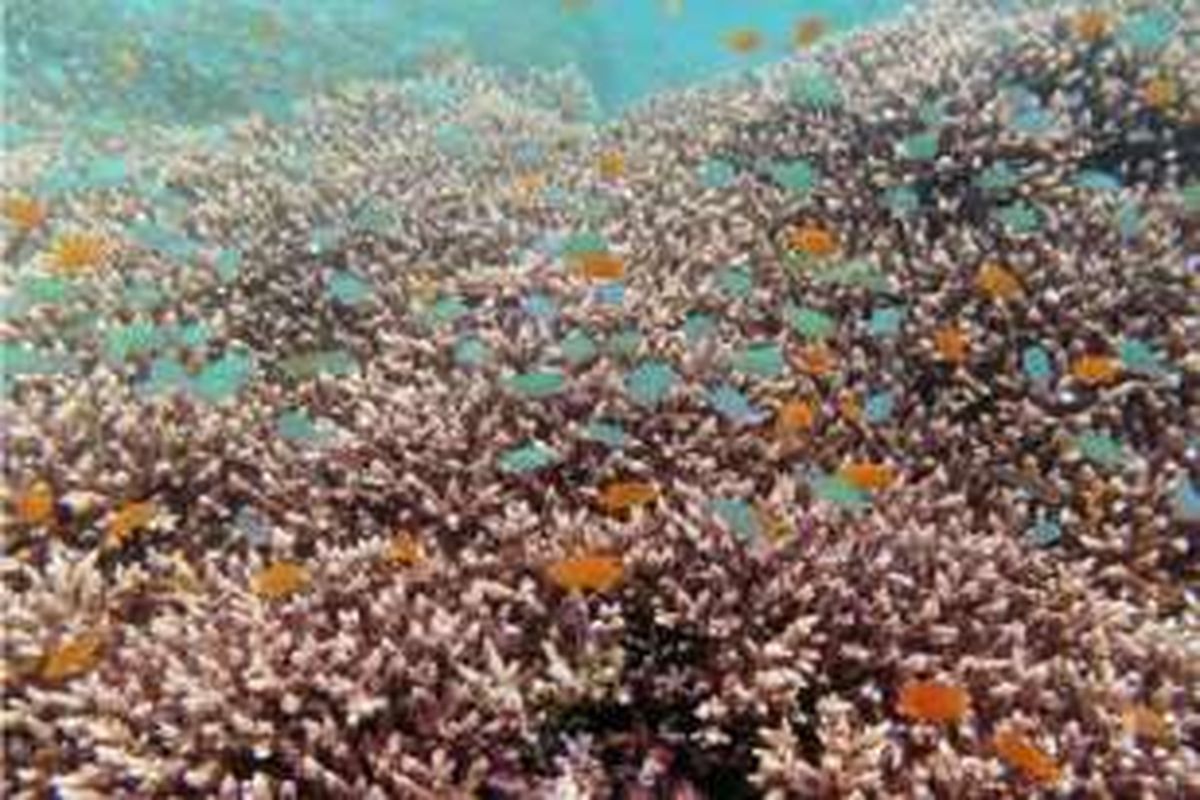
xmin=2 ymin=0 xmax=1197 ymax=796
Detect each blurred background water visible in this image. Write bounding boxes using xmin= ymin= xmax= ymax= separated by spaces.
xmin=3 ymin=0 xmax=905 ymax=144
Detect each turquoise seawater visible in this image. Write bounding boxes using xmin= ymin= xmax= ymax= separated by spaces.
xmin=3 ymin=0 xmax=903 ymax=134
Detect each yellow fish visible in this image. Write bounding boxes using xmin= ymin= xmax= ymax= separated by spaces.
xmin=386 ymin=532 xmax=426 ymax=567
xmin=41 ymin=631 xmax=105 ymax=683
xmin=793 ymin=16 xmax=828 ymax=49
xmin=975 ymin=261 xmax=1022 ymax=302
xmin=1071 ymin=354 xmax=1120 ymax=386
xmin=107 ymin=500 xmax=158 ymax=549
xmin=724 ymin=29 xmax=764 ymax=55
xmin=597 ymin=150 xmax=626 ymax=180
xmin=47 ymin=232 xmax=111 ymax=277
xmin=251 ymin=561 xmax=311 ymax=600
xmin=2 ymin=194 xmax=49 ymax=232
xmin=597 ymin=481 xmax=659 ymax=513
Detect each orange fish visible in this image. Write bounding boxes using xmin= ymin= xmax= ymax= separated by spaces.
xmin=776 ymin=399 xmax=817 ymax=434
xmin=2 ymin=194 xmax=48 ymax=232
xmin=839 ymin=462 xmax=897 ymax=492
xmin=251 ymin=561 xmax=311 ymax=599
xmin=975 ymin=261 xmax=1022 ymax=301
xmin=597 ymin=150 xmax=626 ymax=180
xmin=41 ymin=631 xmax=105 ymax=683
xmin=386 ymin=532 xmax=426 ymax=567
xmin=896 ymin=680 xmax=971 ymax=723
xmin=793 ymin=16 xmax=828 ymax=48
xmin=837 ymin=390 xmax=862 ymax=422
xmin=934 ymin=324 xmax=969 ymax=364
xmin=724 ymin=28 xmax=764 ymax=54
xmin=13 ymin=481 xmax=55 ymax=526
xmin=796 ymin=344 xmax=837 ymax=377
xmin=598 ymin=481 xmax=659 ymax=513
xmin=992 ymin=729 xmax=1061 ymax=785
xmin=1142 ymin=77 xmax=1178 ymax=111
xmin=572 ymin=251 xmax=626 ymax=282
xmin=48 ymin=231 xmax=110 ymax=276
xmin=546 ymin=554 xmax=624 ymax=593
xmin=787 ymin=223 xmax=839 ymax=258
xmin=512 ymin=172 xmax=545 ymax=201
xmin=1071 ymin=9 xmax=1112 ymax=43
xmin=107 ymin=500 xmax=158 ymax=549
xmin=1122 ymin=703 xmax=1170 ymax=742
xmin=1071 ymin=354 xmax=1120 ymax=385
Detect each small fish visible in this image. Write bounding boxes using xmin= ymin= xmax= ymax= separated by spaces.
xmin=838 ymin=462 xmax=897 ymax=492
xmin=572 ymin=251 xmax=626 ymax=282
xmin=512 ymin=172 xmax=545 ymax=202
xmin=663 ymin=0 xmax=684 ymax=18
xmin=1121 ymin=703 xmax=1170 ymax=743
xmin=787 ymin=223 xmax=839 ymax=258
xmin=868 ymin=306 xmax=906 ymax=338
xmin=992 ymin=728 xmax=1061 ymax=785
xmin=711 ymin=497 xmax=763 ymax=540
xmin=896 ymin=680 xmax=971 ymax=723
xmin=498 ymin=442 xmax=560 ymax=475
xmin=546 ymin=555 xmax=624 ymax=593
xmin=776 ymin=399 xmax=816 ymax=435
xmin=934 ymin=324 xmax=969 ymax=364
xmin=625 ymin=360 xmax=678 ymax=409
xmin=707 ymin=383 xmax=768 ymax=426
xmin=506 ymin=370 xmax=567 ymax=399
xmin=975 ymin=261 xmax=1022 ymax=301
xmin=864 ymin=391 xmax=895 ymax=424
xmin=561 ymin=0 xmax=590 ymax=11
xmin=795 ymin=344 xmax=837 ymax=377
xmin=1072 ymin=9 xmax=1112 ymax=43
xmin=47 ymin=231 xmax=110 ymax=276
xmin=251 ymin=561 xmax=311 ymax=600
xmin=793 ymin=16 xmax=828 ymax=48
xmin=598 ymin=481 xmax=659 ymax=513
xmin=107 ymin=500 xmax=158 ymax=549
xmin=1022 ymin=345 xmax=1054 ymax=384
xmin=1142 ymin=76 xmax=1178 ymax=110
xmin=724 ymin=28 xmax=764 ymax=54
xmin=386 ymin=532 xmax=426 ymax=567
xmin=13 ymin=480 xmax=55 ymax=525
xmin=1070 ymin=354 xmax=1121 ymax=385
xmin=597 ymin=150 xmax=626 ymax=180
xmin=2 ymin=193 xmax=48 ymax=231
xmin=40 ymin=631 xmax=105 ymax=683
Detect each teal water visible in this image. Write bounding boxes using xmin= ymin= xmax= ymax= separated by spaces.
xmin=3 ymin=0 xmax=903 ymax=137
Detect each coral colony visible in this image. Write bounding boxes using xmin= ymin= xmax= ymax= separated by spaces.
xmin=2 ymin=0 xmax=1198 ymax=797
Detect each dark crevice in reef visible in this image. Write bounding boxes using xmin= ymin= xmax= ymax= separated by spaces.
xmin=528 ymin=698 xmax=761 ymax=800
xmin=519 ymin=597 xmax=761 ymax=798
